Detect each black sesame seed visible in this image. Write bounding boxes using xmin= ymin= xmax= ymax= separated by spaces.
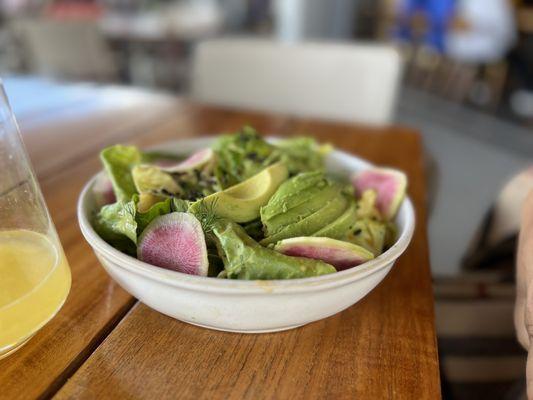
xmin=247 ymin=151 xmax=259 ymax=161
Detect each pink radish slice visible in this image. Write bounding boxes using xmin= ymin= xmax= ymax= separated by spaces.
xmin=162 ymin=148 xmax=214 ymax=173
xmin=137 ymin=212 xmax=208 ymax=276
xmin=274 ymin=237 xmax=374 ymax=271
xmin=93 ymin=172 xmax=116 ymax=207
xmin=153 ymin=159 xmax=180 ymax=168
xmin=351 ymin=168 xmax=407 ymax=220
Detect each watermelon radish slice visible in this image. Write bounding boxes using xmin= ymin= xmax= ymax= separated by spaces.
xmin=137 ymin=212 xmax=208 ymax=276
xmin=162 ymin=148 xmax=214 ymax=173
xmin=93 ymin=172 xmax=116 ymax=207
xmin=274 ymin=237 xmax=374 ymax=271
xmin=351 ymin=168 xmax=407 ymax=220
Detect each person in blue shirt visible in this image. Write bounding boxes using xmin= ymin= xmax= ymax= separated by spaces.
xmin=394 ymin=0 xmax=456 ymax=53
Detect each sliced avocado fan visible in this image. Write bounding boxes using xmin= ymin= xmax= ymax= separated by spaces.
xmin=260 ymin=194 xmax=349 ymax=246
xmin=189 ymin=162 xmax=288 ymax=223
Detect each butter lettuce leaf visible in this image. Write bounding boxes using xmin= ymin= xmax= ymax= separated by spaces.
xmin=346 ymin=218 xmax=386 ymax=256
xmin=93 ymin=200 xmax=137 ymax=255
xmin=356 ymin=189 xmax=382 ymax=220
xmin=94 ymin=194 xmax=179 ymax=252
xmin=141 ymin=151 xmax=184 ymax=164
xmin=242 ymin=219 xmax=264 ymax=241
xmin=275 ymin=137 xmax=330 ymax=175
xmin=171 ymin=198 xmax=190 ymax=213
xmin=384 ymin=221 xmax=398 ymax=249
xmin=131 ymin=165 xmax=182 ymax=195
xmin=137 ymin=193 xmax=166 ymax=213
xmin=213 ymin=127 xmax=330 ymax=188
xmin=135 ymin=196 xmax=173 ymax=234
xmin=213 ymin=126 xmax=279 ymax=188
xmin=100 ymin=145 xmax=142 ymax=202
xmin=213 ymin=221 xmax=335 ymax=279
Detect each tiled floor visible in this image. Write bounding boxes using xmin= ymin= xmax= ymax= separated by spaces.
xmin=397 ymin=88 xmax=532 ymax=276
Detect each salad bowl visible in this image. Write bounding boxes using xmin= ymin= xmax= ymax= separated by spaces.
xmin=78 ymin=137 xmax=415 ymax=333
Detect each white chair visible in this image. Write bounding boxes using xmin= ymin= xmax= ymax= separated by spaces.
xmin=191 ymin=38 xmax=402 ymax=126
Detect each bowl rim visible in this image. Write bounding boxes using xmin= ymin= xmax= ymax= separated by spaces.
xmin=77 ymin=139 xmax=415 ymax=294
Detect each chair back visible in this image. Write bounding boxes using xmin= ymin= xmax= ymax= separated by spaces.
xmin=192 ymin=38 xmax=402 ymax=125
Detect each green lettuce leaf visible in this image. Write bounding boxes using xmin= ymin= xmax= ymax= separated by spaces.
xmin=135 ymin=196 xmax=173 ymax=234
xmin=171 ymin=198 xmax=190 ymax=212
xmin=93 ymin=200 xmax=137 ymax=255
xmin=207 ymin=250 xmax=224 ymax=277
xmin=384 ymin=221 xmax=398 ymax=249
xmin=356 ymin=189 xmax=382 ymax=220
xmin=213 ymin=221 xmax=335 ymax=279
xmin=93 ymin=194 xmax=181 ymax=253
xmin=100 ymin=145 xmax=142 ymax=202
xmin=131 ymin=165 xmax=182 ymax=195
xmin=213 ymin=128 xmax=330 ymax=188
xmin=346 ymin=218 xmax=386 ymax=256
xmin=137 ymin=193 xmax=166 ymax=213
xmin=213 ymin=126 xmax=279 ymax=188
xmin=141 ymin=151 xmax=184 ymax=164
xmin=275 ymin=137 xmax=330 ymax=175
xmin=242 ymin=219 xmax=264 ymax=241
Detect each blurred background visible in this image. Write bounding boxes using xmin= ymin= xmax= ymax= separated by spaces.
xmin=0 ymin=0 xmax=532 ymax=399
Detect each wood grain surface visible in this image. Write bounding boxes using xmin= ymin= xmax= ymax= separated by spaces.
xmin=0 ymin=92 xmax=440 ymax=399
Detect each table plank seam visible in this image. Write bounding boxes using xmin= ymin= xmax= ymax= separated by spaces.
xmin=41 ymin=297 xmax=138 ymax=400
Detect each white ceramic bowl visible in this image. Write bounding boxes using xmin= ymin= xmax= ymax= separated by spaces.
xmin=78 ymin=138 xmax=415 ymax=333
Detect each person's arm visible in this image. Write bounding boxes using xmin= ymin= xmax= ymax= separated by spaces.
xmin=515 ymin=190 xmax=533 ymax=397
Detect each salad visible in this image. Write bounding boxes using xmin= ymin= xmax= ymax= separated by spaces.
xmin=92 ymin=127 xmax=407 ymax=280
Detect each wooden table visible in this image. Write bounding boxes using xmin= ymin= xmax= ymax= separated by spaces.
xmin=0 ymin=80 xmax=440 ymax=399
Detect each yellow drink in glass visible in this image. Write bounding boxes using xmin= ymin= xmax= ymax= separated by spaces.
xmin=0 ymin=81 xmax=72 ymax=358
xmin=0 ymin=230 xmax=71 ymax=358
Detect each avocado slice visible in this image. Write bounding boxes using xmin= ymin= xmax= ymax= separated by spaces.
xmin=260 ymin=194 xmax=348 ymax=246
xmin=189 ymin=162 xmax=288 ymax=223
xmin=262 ymin=183 xmax=344 ymax=236
xmin=261 ymin=171 xmax=327 ymax=221
xmin=313 ymin=199 xmax=357 ymax=240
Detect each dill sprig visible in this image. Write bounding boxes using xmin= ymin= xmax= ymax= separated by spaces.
xmin=193 ymin=197 xmax=221 ymax=234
